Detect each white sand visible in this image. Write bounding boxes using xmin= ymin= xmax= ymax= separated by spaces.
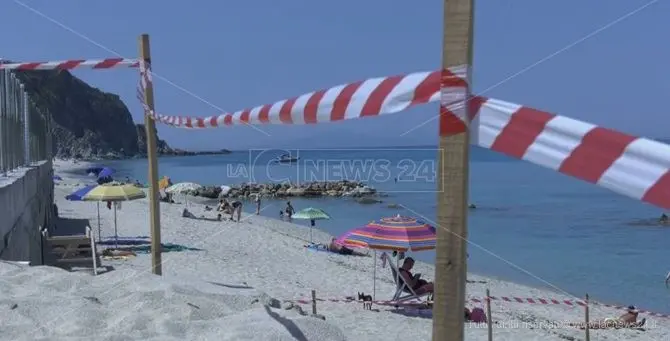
xmin=13 ymin=159 xmax=663 ymax=340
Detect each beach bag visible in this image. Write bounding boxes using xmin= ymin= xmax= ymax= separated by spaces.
xmin=469 ymin=307 xmax=487 ymax=323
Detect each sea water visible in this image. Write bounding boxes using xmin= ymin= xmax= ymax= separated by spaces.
xmin=65 ymin=146 xmax=670 ymax=314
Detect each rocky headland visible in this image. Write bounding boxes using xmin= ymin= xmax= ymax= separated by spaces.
xmin=9 ymin=66 xmax=230 ymax=160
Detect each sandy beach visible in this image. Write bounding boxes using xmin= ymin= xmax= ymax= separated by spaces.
xmin=5 ymin=159 xmax=663 ymax=340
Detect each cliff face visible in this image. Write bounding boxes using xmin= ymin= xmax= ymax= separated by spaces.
xmin=14 ymin=69 xmax=173 ymax=159
xmin=136 ymin=123 xmax=174 ymax=156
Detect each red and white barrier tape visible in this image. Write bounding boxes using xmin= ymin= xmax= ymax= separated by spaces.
xmin=137 ymin=66 xmax=670 ymax=210
xmin=289 ymin=296 xmax=670 ymax=318
xmin=0 ymin=58 xmax=139 ymax=70
xmin=289 ymin=297 xmax=428 ymax=308
xmin=481 ymin=296 xmax=670 ymax=319
xmin=139 ymin=66 xmax=468 ymax=127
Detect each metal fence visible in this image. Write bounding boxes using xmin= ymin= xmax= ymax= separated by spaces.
xmin=0 ymin=69 xmax=52 ymax=175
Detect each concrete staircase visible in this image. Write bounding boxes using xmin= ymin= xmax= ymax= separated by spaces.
xmin=43 ymin=227 xmax=99 ymax=274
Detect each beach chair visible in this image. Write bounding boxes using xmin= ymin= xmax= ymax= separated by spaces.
xmin=384 ymin=252 xmax=431 ymax=303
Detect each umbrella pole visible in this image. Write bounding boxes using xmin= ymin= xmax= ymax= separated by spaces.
xmin=96 ymin=202 xmax=101 ymax=243
xmin=114 ymin=203 xmax=118 ymax=249
xmin=310 ymin=226 xmax=313 ymax=244
xmin=373 ymin=250 xmax=377 ymax=301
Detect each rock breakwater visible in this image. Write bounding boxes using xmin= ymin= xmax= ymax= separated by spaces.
xmin=192 ymin=181 xmax=377 ymax=200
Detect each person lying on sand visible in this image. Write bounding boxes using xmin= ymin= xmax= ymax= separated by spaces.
xmin=569 ymin=306 xmax=646 ymax=329
xmin=327 ymin=238 xmax=367 ymax=256
xmin=398 ymin=257 xmax=434 ymax=295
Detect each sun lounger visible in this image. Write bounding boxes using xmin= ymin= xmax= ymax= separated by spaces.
xmin=383 ymin=252 xmax=432 ymax=303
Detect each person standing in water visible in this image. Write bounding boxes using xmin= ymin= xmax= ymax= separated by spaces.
xmin=285 ymin=201 xmax=295 ymax=221
xmin=255 ymin=194 xmax=261 ymax=215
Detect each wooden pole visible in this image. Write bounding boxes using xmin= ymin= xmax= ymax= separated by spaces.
xmin=138 ymin=34 xmax=163 ymax=275
xmin=584 ymin=293 xmax=590 ymax=341
xmin=433 ymin=0 xmax=474 ymax=340
xmin=486 ymin=289 xmax=493 ymax=341
xmin=311 ymin=290 xmax=317 ymax=315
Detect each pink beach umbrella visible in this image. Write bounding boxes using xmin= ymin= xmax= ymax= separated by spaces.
xmin=336 ymin=228 xmax=385 ymax=299
xmin=335 ymin=230 xmax=368 ymax=249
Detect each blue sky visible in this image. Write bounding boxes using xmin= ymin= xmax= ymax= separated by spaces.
xmin=1 ymin=0 xmax=668 ymax=150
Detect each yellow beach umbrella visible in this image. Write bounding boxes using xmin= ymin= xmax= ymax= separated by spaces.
xmin=82 ymin=183 xmax=146 ymax=248
xmin=82 ymin=183 xmax=146 ymax=201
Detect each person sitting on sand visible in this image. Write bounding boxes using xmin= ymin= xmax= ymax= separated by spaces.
xmin=398 ymin=257 xmax=434 ymax=295
xmin=570 ymin=306 xmax=645 ymax=329
xmin=182 ymin=208 xmax=196 ymax=219
xmin=217 ymin=199 xmax=232 ymax=214
xmin=660 ymin=213 xmax=668 ymax=224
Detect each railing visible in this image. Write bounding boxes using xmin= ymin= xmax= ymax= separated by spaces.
xmin=0 ymin=68 xmax=52 ymax=175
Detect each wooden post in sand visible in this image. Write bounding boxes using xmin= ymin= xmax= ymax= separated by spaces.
xmin=433 ymin=0 xmax=474 ymax=340
xmin=311 ymin=290 xmax=317 ymax=315
xmin=486 ymin=289 xmax=493 ymax=341
xmin=138 ymin=34 xmax=163 ymax=275
xmin=584 ymin=294 xmax=590 ymax=341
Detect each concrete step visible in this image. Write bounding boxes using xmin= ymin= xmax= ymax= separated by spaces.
xmin=47 ymin=235 xmax=91 ymax=241
xmin=51 ymin=246 xmax=92 ymax=253
xmin=55 ymin=257 xmax=94 ymax=264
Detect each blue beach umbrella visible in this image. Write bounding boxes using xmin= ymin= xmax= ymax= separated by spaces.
xmin=97 ymin=167 xmax=115 ymax=179
xmin=65 ymin=185 xmax=97 ymax=201
xmin=86 ymin=166 xmax=104 ymax=176
xmin=66 ymin=185 xmax=102 ymax=241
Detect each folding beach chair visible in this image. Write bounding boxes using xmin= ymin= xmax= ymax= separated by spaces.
xmin=384 ymin=252 xmax=431 ymax=303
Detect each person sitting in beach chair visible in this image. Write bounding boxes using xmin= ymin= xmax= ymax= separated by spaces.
xmin=384 ymin=253 xmax=432 ymax=303
xmin=398 ymin=257 xmax=434 ymax=296
xmin=570 ymin=305 xmax=645 ymax=329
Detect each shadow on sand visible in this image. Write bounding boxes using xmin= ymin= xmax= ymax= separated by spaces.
xmin=263 ymin=305 xmax=309 ymax=341
xmin=389 ymin=307 xmax=433 ymax=319
xmin=208 ymin=281 xmax=254 ymax=290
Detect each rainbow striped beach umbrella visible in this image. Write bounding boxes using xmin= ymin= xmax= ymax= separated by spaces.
xmin=345 ymin=215 xmax=436 ymax=252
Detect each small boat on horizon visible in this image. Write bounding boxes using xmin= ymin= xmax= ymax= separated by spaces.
xmin=272 ymin=153 xmax=299 ymax=164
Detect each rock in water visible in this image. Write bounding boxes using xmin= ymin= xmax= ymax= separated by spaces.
xmin=207 ymin=181 xmax=378 ymax=200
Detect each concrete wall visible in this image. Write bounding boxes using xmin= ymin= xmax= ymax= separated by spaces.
xmin=0 ymin=161 xmax=54 ymax=264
